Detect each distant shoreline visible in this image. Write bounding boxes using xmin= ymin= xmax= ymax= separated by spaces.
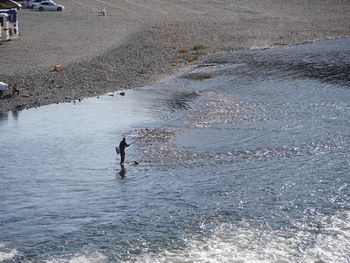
xmin=1 ymin=0 xmax=349 ymax=114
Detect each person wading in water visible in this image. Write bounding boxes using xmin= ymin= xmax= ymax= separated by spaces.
xmin=119 ymin=137 xmax=130 ymax=165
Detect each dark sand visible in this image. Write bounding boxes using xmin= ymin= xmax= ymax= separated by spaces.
xmin=1 ymin=0 xmax=349 ymax=113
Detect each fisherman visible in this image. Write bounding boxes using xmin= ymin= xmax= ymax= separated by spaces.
xmin=119 ymin=137 xmax=129 ymax=165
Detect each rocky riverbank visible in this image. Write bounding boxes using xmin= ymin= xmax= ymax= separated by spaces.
xmin=1 ymin=0 xmax=349 ymax=113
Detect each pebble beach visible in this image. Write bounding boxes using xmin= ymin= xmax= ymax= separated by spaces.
xmin=0 ymin=0 xmax=349 ymax=113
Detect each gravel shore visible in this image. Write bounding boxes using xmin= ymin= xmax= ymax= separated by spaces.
xmin=1 ymin=0 xmax=349 ymax=113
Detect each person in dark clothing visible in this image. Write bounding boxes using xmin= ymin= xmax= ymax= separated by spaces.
xmin=119 ymin=137 xmax=129 ymax=165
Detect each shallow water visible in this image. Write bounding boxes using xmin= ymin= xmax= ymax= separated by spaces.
xmin=0 ymin=38 xmax=350 ymax=262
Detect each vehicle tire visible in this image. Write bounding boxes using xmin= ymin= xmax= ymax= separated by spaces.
xmin=57 ymin=7 xmax=62 ymax=11
xmin=39 ymin=7 xmax=44 ymax=11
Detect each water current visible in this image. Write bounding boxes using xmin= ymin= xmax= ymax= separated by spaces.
xmin=0 ymin=38 xmax=349 ymax=262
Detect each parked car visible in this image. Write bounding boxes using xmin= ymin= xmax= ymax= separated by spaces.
xmin=25 ymin=0 xmax=52 ymax=9
xmin=0 ymin=0 xmax=21 ymax=9
xmin=34 ymin=1 xmax=63 ymax=11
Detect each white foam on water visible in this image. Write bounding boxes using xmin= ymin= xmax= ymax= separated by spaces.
xmin=132 ymin=211 xmax=350 ymax=263
xmin=0 ymin=242 xmax=17 ymax=262
xmin=45 ymin=252 xmax=107 ymax=263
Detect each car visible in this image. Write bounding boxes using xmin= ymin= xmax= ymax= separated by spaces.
xmin=25 ymin=0 xmax=52 ymax=9
xmin=0 ymin=0 xmax=22 ymax=9
xmin=34 ymin=1 xmax=63 ymax=11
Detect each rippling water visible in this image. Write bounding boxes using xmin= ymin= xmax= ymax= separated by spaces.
xmin=1 ymin=38 xmax=349 ymax=262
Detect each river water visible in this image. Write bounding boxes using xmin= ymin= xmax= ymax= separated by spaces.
xmin=0 ymin=38 xmax=349 ymax=262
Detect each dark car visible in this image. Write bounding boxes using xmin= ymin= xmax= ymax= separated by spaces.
xmin=0 ymin=0 xmax=22 ymax=9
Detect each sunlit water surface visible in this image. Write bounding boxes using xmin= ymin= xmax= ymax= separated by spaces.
xmin=1 ymin=38 xmax=350 ymax=262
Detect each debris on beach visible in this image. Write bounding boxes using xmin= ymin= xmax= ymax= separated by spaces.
xmin=52 ymin=65 xmax=62 ymax=72
xmin=100 ymin=9 xmax=106 ymax=16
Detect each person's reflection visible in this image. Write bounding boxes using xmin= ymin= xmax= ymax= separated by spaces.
xmin=119 ymin=164 xmax=126 ymax=179
xmin=12 ymin=110 xmax=19 ymax=120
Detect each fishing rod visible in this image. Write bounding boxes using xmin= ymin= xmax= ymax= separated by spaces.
xmin=115 ymin=113 xmax=186 ymax=154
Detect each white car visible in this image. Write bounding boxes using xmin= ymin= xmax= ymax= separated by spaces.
xmin=34 ymin=1 xmax=64 ymax=11
xmin=25 ymin=0 xmax=53 ymax=9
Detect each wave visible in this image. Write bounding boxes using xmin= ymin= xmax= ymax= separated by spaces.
xmin=131 ymin=211 xmax=350 ymax=262
xmin=44 ymin=252 xmax=106 ymax=263
xmin=0 ymin=242 xmax=17 ymax=262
